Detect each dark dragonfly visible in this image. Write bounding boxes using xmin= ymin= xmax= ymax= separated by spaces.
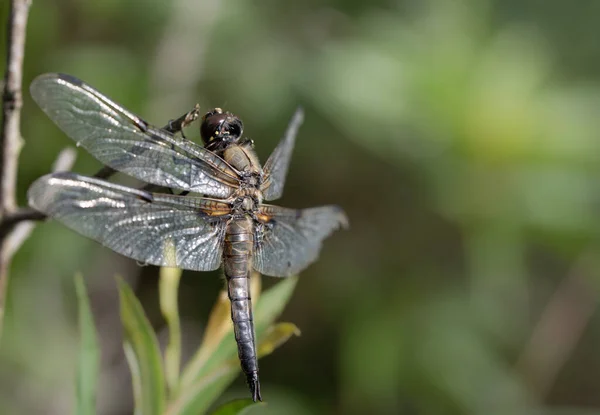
xmin=27 ymin=73 xmax=347 ymax=401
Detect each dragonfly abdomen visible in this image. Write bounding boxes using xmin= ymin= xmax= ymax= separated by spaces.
xmin=224 ymin=216 xmax=261 ymax=401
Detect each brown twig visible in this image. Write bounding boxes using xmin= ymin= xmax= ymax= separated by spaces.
xmin=0 ymin=147 xmax=76 ymax=238
xmin=1 ymin=0 xmax=30 ymax=213
xmin=0 ymin=0 xmax=32 ymax=334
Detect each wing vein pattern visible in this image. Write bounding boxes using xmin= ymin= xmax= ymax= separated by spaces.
xmin=253 ymin=204 xmax=348 ymax=277
xmin=30 ymin=73 xmax=239 ymax=198
xmin=27 ymin=172 xmax=228 ymax=271
xmin=261 ymin=107 xmax=304 ymax=201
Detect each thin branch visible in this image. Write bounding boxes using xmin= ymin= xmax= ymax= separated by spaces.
xmin=51 ymin=145 xmax=77 ymax=172
xmin=0 ymin=147 xmax=77 ymax=239
xmin=0 ymin=207 xmax=44 ymax=237
xmin=1 ymin=0 xmax=30 ymax=213
xmin=0 ymin=0 xmax=32 ymax=333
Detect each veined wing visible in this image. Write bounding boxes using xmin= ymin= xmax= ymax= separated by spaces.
xmin=260 ymin=108 xmax=304 ymax=201
xmin=253 ymin=204 xmax=348 ymax=277
xmin=28 ymin=172 xmax=231 ymax=271
xmin=30 ymin=73 xmax=239 ymax=198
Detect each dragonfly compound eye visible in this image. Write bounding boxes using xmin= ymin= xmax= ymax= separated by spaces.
xmin=200 ymin=109 xmax=226 ymax=144
xmin=200 ymin=109 xmax=244 ymax=146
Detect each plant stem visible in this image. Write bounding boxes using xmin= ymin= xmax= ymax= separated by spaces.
xmin=0 ymin=0 xmax=32 ymax=338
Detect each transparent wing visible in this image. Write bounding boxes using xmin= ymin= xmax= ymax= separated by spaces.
xmin=253 ymin=204 xmax=348 ymax=277
xmin=30 ymin=73 xmax=239 ymax=198
xmin=28 ymin=172 xmax=230 ymax=271
xmin=260 ymin=107 xmax=304 ymax=201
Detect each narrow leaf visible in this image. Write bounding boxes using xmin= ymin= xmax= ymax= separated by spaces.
xmin=253 ymin=276 xmax=298 ymax=340
xmin=74 ymin=274 xmax=100 ymax=415
xmin=197 ymin=276 xmax=297 ymax=379
xmin=159 ymin=266 xmax=183 ymax=395
xmin=118 ymin=277 xmax=166 ymax=415
xmin=256 ymin=322 xmax=301 ymax=358
xmin=179 ymin=273 xmax=262 ymax=389
xmin=209 ymin=398 xmax=263 ymax=415
xmin=166 ymin=324 xmax=297 ymax=415
xmin=168 ymin=277 xmax=299 ymax=415
xmin=165 ymin=369 xmax=238 ymax=415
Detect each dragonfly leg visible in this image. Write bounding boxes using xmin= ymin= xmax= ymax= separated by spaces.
xmin=140 ymin=183 xmax=174 ymax=194
xmin=164 ymin=103 xmax=201 ymax=138
xmin=93 ymin=165 xmax=117 ymax=179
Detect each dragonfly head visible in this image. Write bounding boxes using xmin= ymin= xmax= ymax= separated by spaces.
xmin=201 ymin=108 xmax=244 ymax=151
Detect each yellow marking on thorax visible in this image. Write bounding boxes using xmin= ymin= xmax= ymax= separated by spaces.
xmin=256 ymin=213 xmax=272 ymax=223
xmin=201 ymin=206 xmax=231 ymax=216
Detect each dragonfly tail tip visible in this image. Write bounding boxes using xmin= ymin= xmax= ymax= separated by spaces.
xmin=248 ymin=372 xmax=262 ymax=402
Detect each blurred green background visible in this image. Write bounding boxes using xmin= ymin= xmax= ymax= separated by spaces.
xmin=3 ymin=0 xmax=600 ymax=413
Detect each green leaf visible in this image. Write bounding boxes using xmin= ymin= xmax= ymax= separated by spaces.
xmin=209 ymin=398 xmax=263 ymax=415
xmin=256 ymin=322 xmax=301 ymax=357
xmin=164 ymin=370 xmax=239 ymax=415
xmin=74 ymin=274 xmax=100 ymax=415
xmin=165 ymin=323 xmax=297 ymax=415
xmin=118 ymin=277 xmax=166 ymax=415
xmin=167 ymin=276 xmax=299 ymax=415
xmin=179 ymin=273 xmax=262 ymax=389
xmin=196 ymin=276 xmax=298 ymax=379
xmin=159 ymin=266 xmax=183 ymax=396
xmin=253 ymin=277 xmax=298 ymax=334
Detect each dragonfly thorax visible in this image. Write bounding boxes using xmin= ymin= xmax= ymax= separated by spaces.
xmin=234 ymin=195 xmax=258 ymax=213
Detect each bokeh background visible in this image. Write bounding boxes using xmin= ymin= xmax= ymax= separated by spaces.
xmin=3 ymin=0 xmax=600 ymax=414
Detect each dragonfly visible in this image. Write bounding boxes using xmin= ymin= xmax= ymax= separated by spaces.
xmin=27 ymin=73 xmax=348 ymax=401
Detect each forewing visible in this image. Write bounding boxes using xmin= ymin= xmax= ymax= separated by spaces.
xmin=30 ymin=73 xmax=239 ymax=198
xmin=28 ymin=172 xmax=229 ymax=271
xmin=260 ymin=107 xmax=304 ymax=201
xmin=253 ymin=204 xmax=348 ymax=277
